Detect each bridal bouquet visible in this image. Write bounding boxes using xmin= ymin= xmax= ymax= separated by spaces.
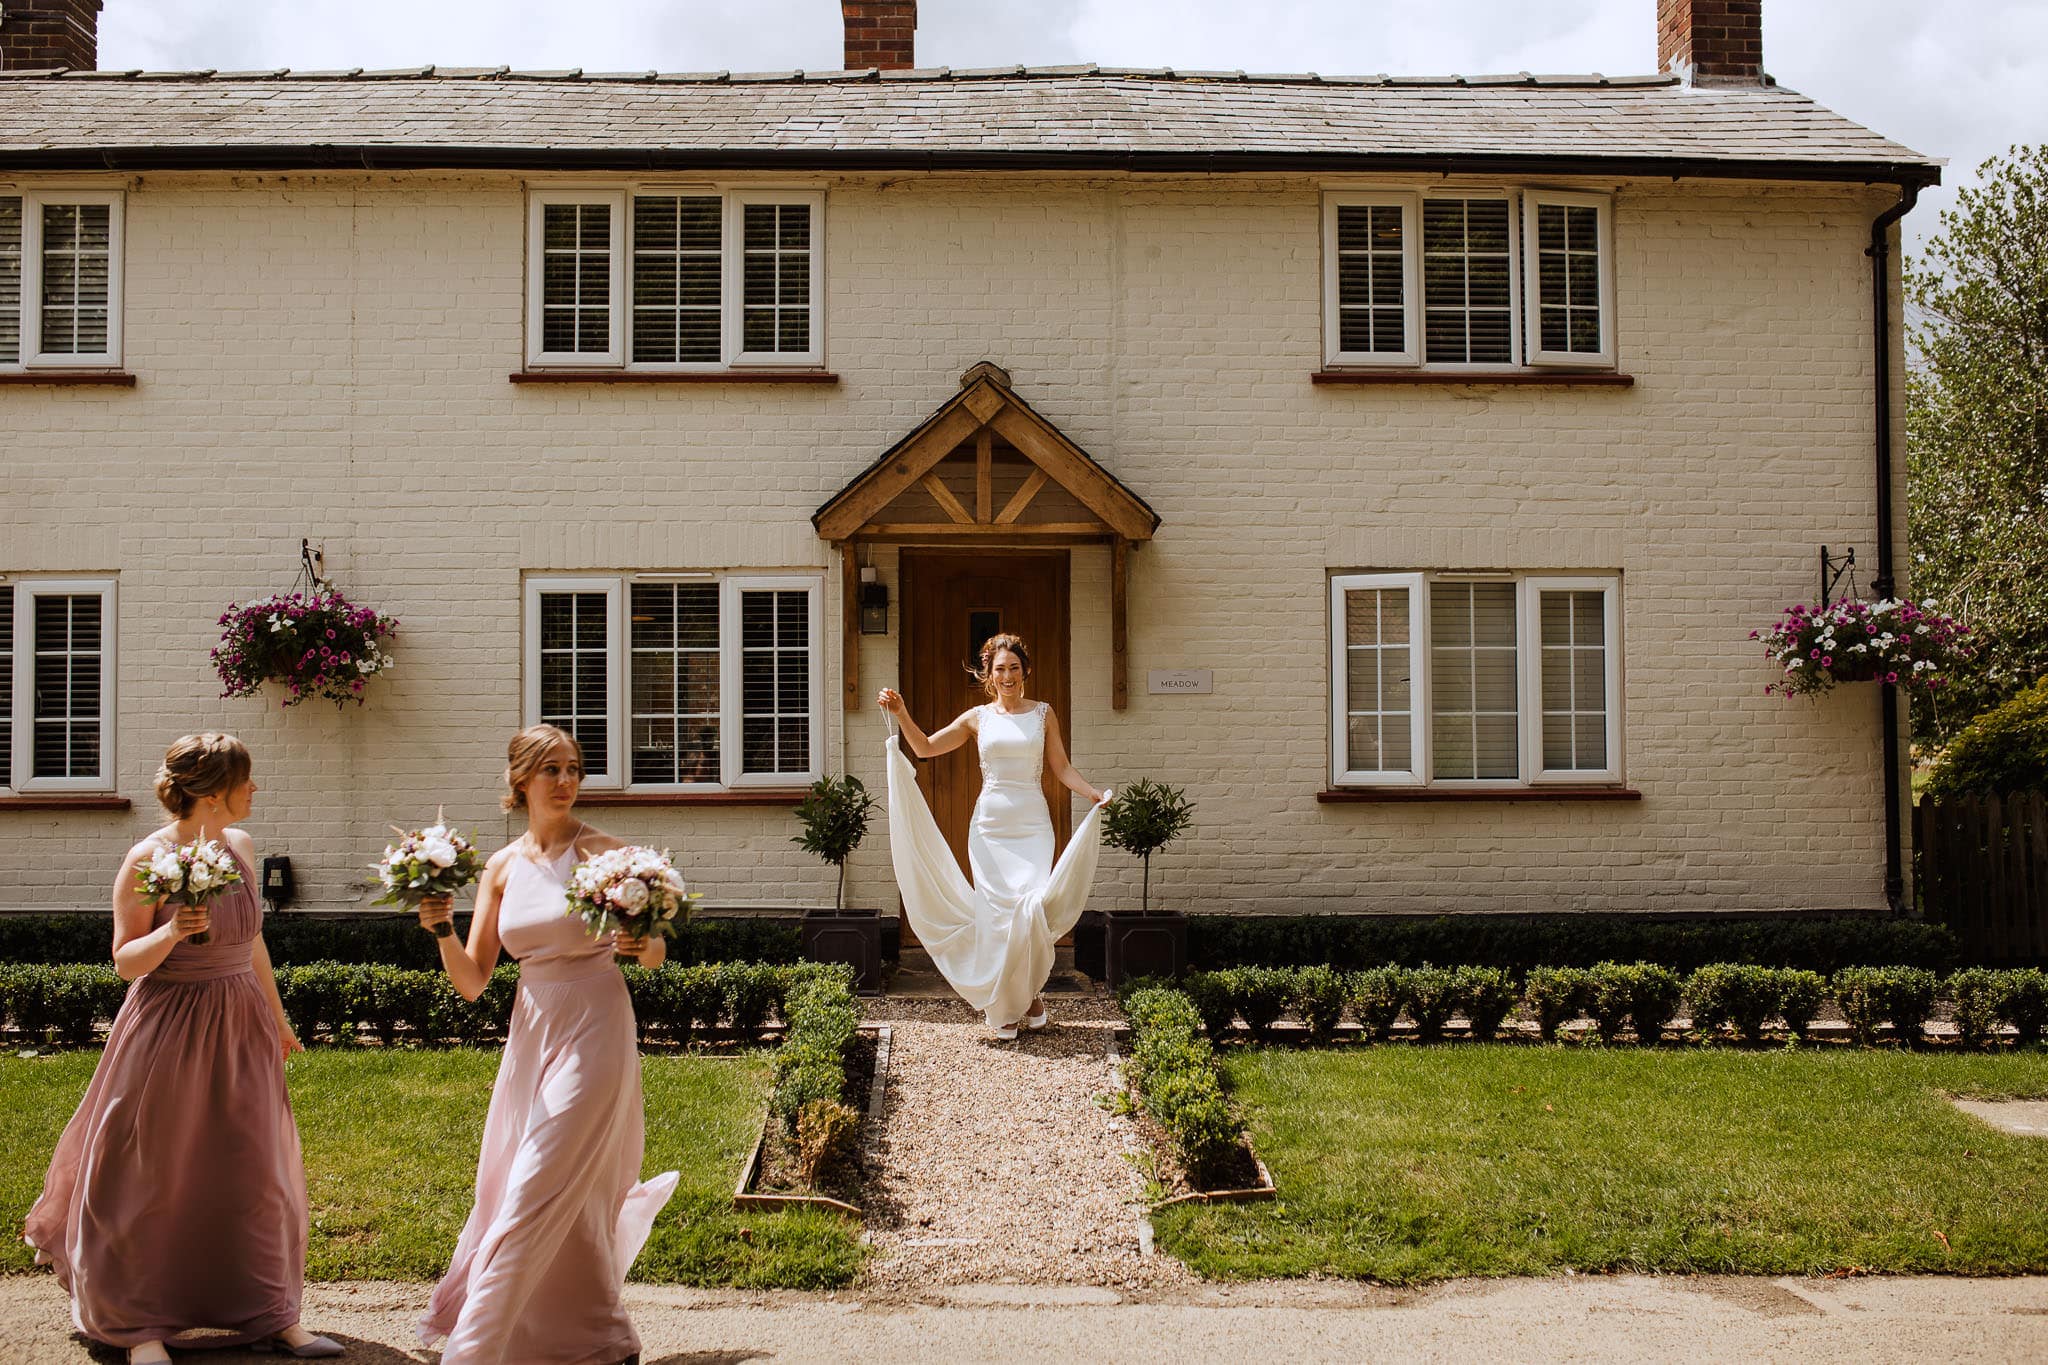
xmin=373 ymin=812 xmax=486 ymax=935
xmin=564 ymin=846 xmax=698 ymax=964
xmin=134 ymin=836 xmax=243 ymax=946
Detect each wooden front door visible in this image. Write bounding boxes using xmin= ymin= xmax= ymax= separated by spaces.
xmin=898 ymin=549 xmax=1072 ymax=942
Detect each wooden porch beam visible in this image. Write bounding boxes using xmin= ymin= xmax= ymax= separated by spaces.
xmin=995 ymin=468 xmax=1050 ymax=525
xmin=975 ymin=429 xmax=993 ymax=522
xmin=813 ymin=403 xmax=985 ymax=539
xmin=989 ymin=406 xmax=1157 ymax=541
xmin=920 ymin=472 xmax=974 ymax=525
xmin=1112 ymin=537 xmax=1130 ymax=712
xmin=859 ymin=521 xmax=1107 ymax=539
xmin=840 ymin=541 xmax=860 ymax=713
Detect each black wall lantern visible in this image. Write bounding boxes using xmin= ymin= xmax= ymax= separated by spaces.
xmin=859 ymin=565 xmax=890 ymax=635
xmin=261 ymin=855 xmax=295 ymax=910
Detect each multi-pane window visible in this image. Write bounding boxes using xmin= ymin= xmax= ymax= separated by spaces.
xmin=525 ymin=575 xmax=820 ymax=790
xmin=1525 ymin=191 xmax=1615 ymax=366
xmin=1422 ymin=197 xmax=1516 ymax=366
xmin=1323 ymin=188 xmax=1612 ymax=370
xmin=1331 ymin=573 xmax=1620 ymax=787
xmin=0 ymin=192 xmax=122 ymax=370
xmin=2 ymin=580 xmax=116 ymax=793
xmin=527 ymin=189 xmax=822 ymax=369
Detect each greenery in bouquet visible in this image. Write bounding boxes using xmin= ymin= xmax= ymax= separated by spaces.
xmin=1751 ymin=597 xmax=1969 ymax=698
xmin=133 ymin=835 xmax=243 ymax=946
xmin=565 ymin=846 xmax=699 ymax=958
xmin=373 ymin=814 xmax=486 ymax=933
xmin=213 ymin=588 xmax=397 ymax=708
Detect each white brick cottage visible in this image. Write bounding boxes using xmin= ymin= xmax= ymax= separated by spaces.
xmin=0 ymin=2 xmax=1940 ymax=927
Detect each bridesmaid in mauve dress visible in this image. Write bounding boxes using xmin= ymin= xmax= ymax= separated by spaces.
xmin=417 ymin=724 xmax=678 ymax=1365
xmin=23 ymin=733 xmax=340 ymax=1364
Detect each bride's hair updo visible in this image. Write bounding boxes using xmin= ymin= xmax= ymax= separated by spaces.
xmin=503 ymin=723 xmax=584 ymax=812
xmin=153 ymin=733 xmax=252 ymax=817
xmin=971 ymin=633 xmax=1032 ymax=699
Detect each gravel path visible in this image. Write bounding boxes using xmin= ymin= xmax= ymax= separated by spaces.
xmin=858 ymin=996 xmax=1195 ymax=1292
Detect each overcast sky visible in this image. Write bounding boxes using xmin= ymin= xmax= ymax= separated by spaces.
xmin=99 ymin=0 xmax=2048 ymax=252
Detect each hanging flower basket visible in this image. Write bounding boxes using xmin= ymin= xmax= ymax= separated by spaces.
xmin=1752 ymin=597 xmax=1969 ymax=698
xmin=213 ymin=588 xmax=398 ymax=708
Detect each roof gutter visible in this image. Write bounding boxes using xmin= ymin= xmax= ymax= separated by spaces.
xmin=1869 ymin=180 xmax=1920 ymax=914
xmin=0 ymin=143 xmax=1945 ymax=185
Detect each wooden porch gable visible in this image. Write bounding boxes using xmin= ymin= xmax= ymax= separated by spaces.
xmin=814 ymin=361 xmax=1160 ymax=712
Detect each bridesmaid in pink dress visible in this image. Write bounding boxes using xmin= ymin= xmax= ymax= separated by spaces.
xmin=23 ymin=733 xmax=339 ymax=1364
xmin=416 ymin=724 xmax=678 ymax=1365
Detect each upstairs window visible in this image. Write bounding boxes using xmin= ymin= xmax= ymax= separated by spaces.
xmin=1322 ymin=188 xmax=1612 ymax=372
xmin=526 ymin=189 xmax=823 ymax=370
xmin=0 ymin=191 xmax=123 ymax=371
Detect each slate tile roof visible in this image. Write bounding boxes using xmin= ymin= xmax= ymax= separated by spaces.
xmin=0 ymin=66 xmax=1938 ymax=180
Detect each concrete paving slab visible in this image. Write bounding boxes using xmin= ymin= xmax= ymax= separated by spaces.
xmin=1953 ymin=1099 xmax=2048 ymax=1136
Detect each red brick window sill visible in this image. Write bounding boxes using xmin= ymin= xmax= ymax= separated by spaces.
xmin=510 ymin=370 xmax=839 ymax=386
xmin=575 ymin=791 xmax=809 ymax=808
xmin=0 ymin=371 xmax=137 ymax=387
xmin=1312 ymin=370 xmax=1634 ymax=387
xmin=0 ymin=795 xmax=133 ymax=811
xmin=1318 ymin=787 xmax=1642 ymax=803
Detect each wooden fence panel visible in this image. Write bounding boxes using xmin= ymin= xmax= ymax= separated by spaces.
xmin=1918 ymin=790 xmax=2048 ymax=964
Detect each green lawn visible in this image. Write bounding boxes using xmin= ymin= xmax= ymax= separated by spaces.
xmin=1 ymin=1048 xmax=862 ymax=1289
xmin=1154 ymin=1046 xmax=2048 ymax=1283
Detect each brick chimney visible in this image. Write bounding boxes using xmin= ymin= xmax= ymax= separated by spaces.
xmin=842 ymin=1 xmax=916 ymax=72
xmin=1657 ymin=0 xmax=1763 ymax=85
xmin=0 ymin=0 xmax=103 ymax=71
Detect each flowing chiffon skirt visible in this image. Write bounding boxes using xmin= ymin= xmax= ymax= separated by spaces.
xmin=419 ymin=960 xmax=678 ymax=1365
xmin=884 ymin=733 xmax=1110 ymax=1027
xmin=23 ymin=877 xmax=307 ymax=1350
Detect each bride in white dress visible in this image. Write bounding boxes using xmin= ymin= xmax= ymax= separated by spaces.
xmin=878 ymin=634 xmax=1112 ymax=1038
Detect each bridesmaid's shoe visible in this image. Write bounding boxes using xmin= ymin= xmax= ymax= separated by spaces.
xmin=255 ymin=1332 xmax=345 ymax=1357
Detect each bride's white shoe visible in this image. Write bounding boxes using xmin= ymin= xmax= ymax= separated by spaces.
xmin=1023 ymin=1006 xmax=1049 ymax=1031
xmin=993 ymin=1023 xmax=1020 ymax=1041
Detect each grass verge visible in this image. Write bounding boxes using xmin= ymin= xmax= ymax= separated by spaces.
xmin=1153 ymin=1045 xmax=2048 ymax=1282
xmin=0 ymin=1048 xmax=862 ymax=1289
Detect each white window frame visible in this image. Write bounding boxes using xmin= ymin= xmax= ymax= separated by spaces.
xmin=522 ymin=573 xmax=824 ymax=792
xmin=1330 ymin=571 xmax=1623 ymax=790
xmin=1521 ymin=576 xmax=1623 ymax=785
xmin=1418 ymin=189 xmax=1523 ymax=372
xmin=1 ymin=190 xmax=124 ymax=371
xmin=720 ymin=575 xmax=826 ymax=787
xmin=523 ymin=575 xmax=624 ymax=789
xmin=1322 ymin=192 xmax=1419 ymax=367
xmin=525 ymin=187 xmax=825 ymax=371
xmin=525 ymin=191 xmax=627 ymax=368
xmin=5 ymin=577 xmax=117 ymax=794
xmin=1321 ymin=187 xmax=1616 ymax=373
xmin=1522 ymin=190 xmax=1617 ymax=369
xmin=726 ymin=190 xmax=826 ymax=369
xmin=1329 ymin=573 xmax=1427 ymax=787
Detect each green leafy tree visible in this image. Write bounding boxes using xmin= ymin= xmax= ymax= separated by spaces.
xmin=791 ymin=774 xmax=878 ymax=910
xmin=1907 ymin=144 xmax=2048 ymax=737
xmin=1101 ymin=779 xmax=1195 ymax=913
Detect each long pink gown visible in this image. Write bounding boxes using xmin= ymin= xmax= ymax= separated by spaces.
xmin=420 ymin=846 xmax=679 ymax=1365
xmin=23 ymin=848 xmax=308 ymax=1351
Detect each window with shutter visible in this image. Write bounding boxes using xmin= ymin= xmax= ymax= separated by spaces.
xmin=630 ymin=581 xmax=721 ymax=784
xmin=1329 ymin=572 xmax=1621 ymax=789
xmin=631 ymin=196 xmax=722 ymax=365
xmin=4 ymin=580 xmax=116 ymax=792
xmin=738 ymin=200 xmax=815 ymax=361
xmin=0 ymin=197 xmax=19 ymax=367
xmin=526 ymin=575 xmax=820 ymax=790
xmin=1525 ymin=191 xmax=1615 ymax=367
xmin=1423 ymin=197 xmax=1517 ymax=366
xmin=536 ymin=199 xmax=620 ymax=361
xmin=1325 ymin=194 xmax=1416 ymax=364
xmin=39 ymin=202 xmax=112 ymax=358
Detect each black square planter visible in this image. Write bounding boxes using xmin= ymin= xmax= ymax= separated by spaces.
xmin=1073 ymin=909 xmax=1106 ymax=981
xmin=1104 ymin=909 xmax=1187 ymax=989
xmin=801 ymin=908 xmax=883 ymax=994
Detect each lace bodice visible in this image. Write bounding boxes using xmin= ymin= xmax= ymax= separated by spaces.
xmin=976 ymin=701 xmax=1047 ymax=790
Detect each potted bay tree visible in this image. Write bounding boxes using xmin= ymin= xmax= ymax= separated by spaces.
xmin=1100 ymin=779 xmax=1195 ymax=987
xmin=792 ymin=774 xmax=884 ymax=993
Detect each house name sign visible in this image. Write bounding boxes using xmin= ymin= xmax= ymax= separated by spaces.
xmin=1146 ymin=669 xmax=1213 ymax=695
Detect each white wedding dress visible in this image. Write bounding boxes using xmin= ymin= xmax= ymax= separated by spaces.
xmin=885 ymin=700 xmax=1111 ymax=1028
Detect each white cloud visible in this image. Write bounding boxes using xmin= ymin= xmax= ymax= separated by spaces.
xmin=96 ymin=0 xmax=2048 ymax=249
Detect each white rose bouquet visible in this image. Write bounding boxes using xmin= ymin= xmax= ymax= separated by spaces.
xmin=134 ymin=835 xmax=244 ymax=946
xmin=564 ymin=845 xmax=698 ymax=964
xmin=373 ymin=809 xmax=486 ymax=935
